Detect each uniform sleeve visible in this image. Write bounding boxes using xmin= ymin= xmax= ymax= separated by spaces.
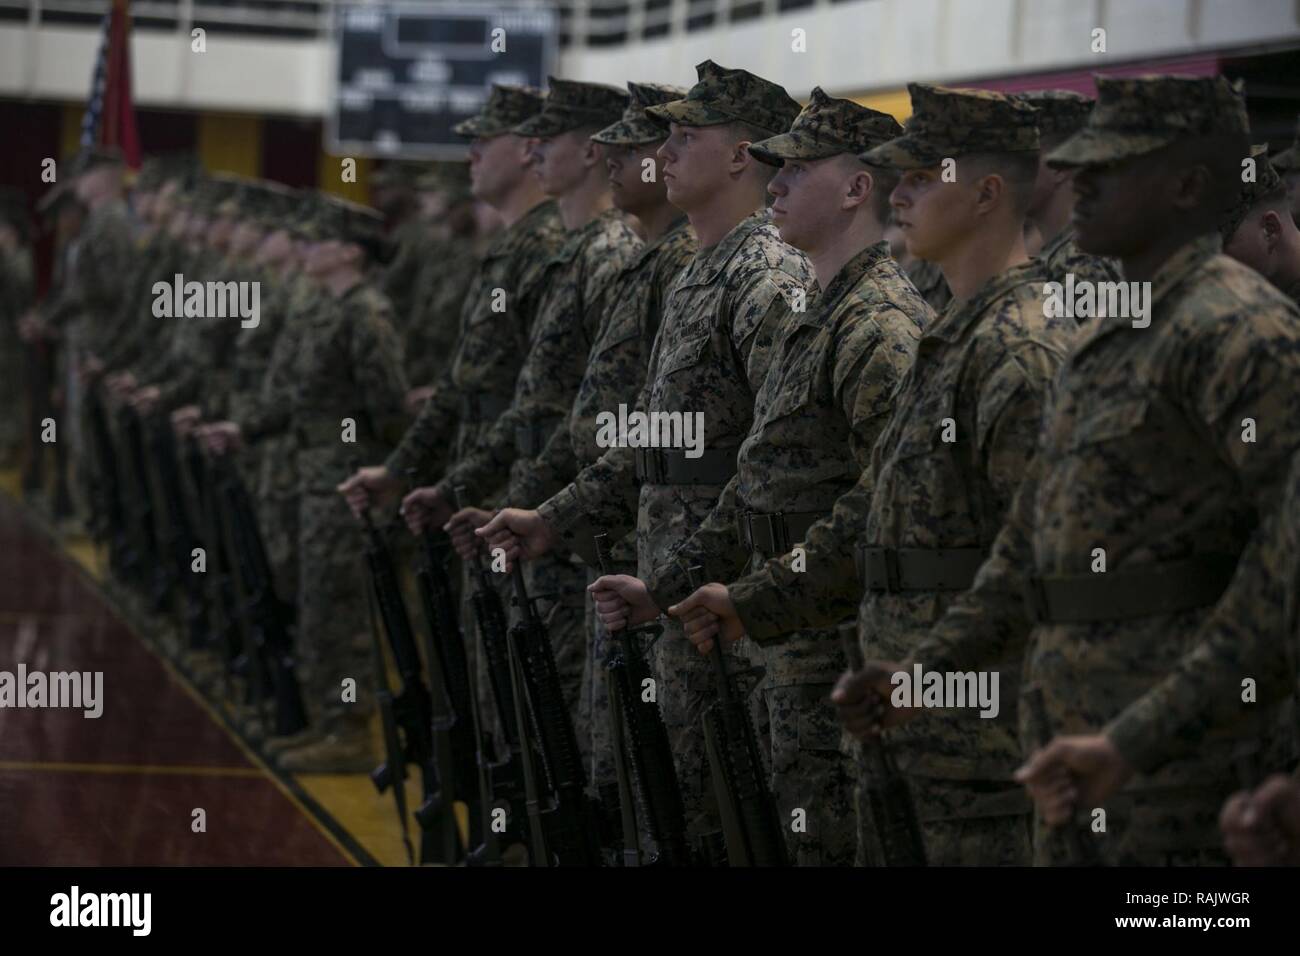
xmin=383 ymin=367 xmax=461 ymax=480
xmin=353 ymin=299 xmax=411 ymax=450
xmin=646 ymin=473 xmax=748 ymax=610
xmin=731 ymin=273 xmax=799 ymax=391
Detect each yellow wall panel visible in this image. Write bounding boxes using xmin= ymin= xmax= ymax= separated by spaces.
xmin=198 ymin=113 xmax=262 ymax=177
xmin=850 ymin=89 xmax=913 ymax=123
xmin=61 ymin=103 xmax=83 ymax=164
xmin=317 ymin=150 xmax=372 ymax=204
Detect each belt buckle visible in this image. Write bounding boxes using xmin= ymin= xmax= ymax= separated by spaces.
xmin=767 ymin=511 xmax=787 ymax=555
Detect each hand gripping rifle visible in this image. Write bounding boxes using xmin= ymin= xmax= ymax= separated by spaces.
xmin=408 ymin=473 xmax=480 ymax=864
xmin=506 ymin=560 xmax=603 ymax=866
xmin=349 ymin=460 xmax=440 ymax=865
xmin=838 ymin=623 xmax=927 ymax=866
xmin=693 ymin=565 xmax=788 ymax=867
xmin=1025 ymin=684 xmax=1099 ymax=867
xmin=456 ymin=487 xmax=528 ymax=865
xmin=594 ymin=532 xmax=694 ymax=866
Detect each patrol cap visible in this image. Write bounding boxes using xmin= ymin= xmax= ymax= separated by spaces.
xmin=67 ymin=145 xmax=125 ymax=178
xmin=453 ymin=84 xmax=546 ymax=138
xmin=1271 ymin=114 xmax=1299 ymax=172
xmin=371 ymin=161 xmax=422 ymax=191
xmin=644 ymin=60 xmax=801 ymax=138
xmin=209 ymin=173 xmax=252 ymax=219
xmin=314 ymin=194 xmax=392 ymax=263
xmin=513 ymin=77 xmax=629 ymax=138
xmin=1220 ymin=144 xmax=1285 ymax=240
xmin=592 ymin=82 xmax=688 ymax=146
xmin=1047 ymin=74 xmax=1250 ymax=170
xmin=1014 ymin=89 xmax=1095 ymax=139
xmin=247 ymin=180 xmax=299 ymax=230
xmin=416 ymin=161 xmax=471 ymax=197
xmin=860 ymin=83 xmax=1039 ymax=168
xmin=748 ymin=87 xmax=904 ymax=167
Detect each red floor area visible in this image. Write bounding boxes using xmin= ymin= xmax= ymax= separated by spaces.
xmin=0 ymin=496 xmax=352 ymax=865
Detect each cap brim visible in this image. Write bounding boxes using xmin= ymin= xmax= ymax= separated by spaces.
xmin=644 ymin=100 xmax=734 ymax=129
xmin=1045 ymin=127 xmax=1174 ymax=169
xmin=512 ymin=112 xmax=574 ymax=138
xmin=591 ymin=117 xmax=664 ymax=146
xmin=747 ymin=131 xmax=846 ymax=167
xmin=452 ymin=116 xmax=518 ymax=139
xmin=858 ymin=133 xmax=949 ymax=170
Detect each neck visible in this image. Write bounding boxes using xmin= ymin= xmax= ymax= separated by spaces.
xmin=808 ymin=218 xmax=885 ymax=291
xmin=940 ymin=217 xmax=1029 ymax=301
xmin=325 ymin=268 xmax=363 ymax=298
xmin=688 ymin=185 xmax=766 ymax=248
xmin=1032 ymin=185 xmax=1075 ymax=250
xmin=494 ymin=177 xmax=548 ymax=229
xmin=1119 ymin=225 xmax=1210 ymax=283
xmin=1271 ymin=227 xmax=1300 ymax=293
xmin=628 ymin=199 xmax=679 ymax=243
xmin=557 ymin=173 xmax=612 ymax=230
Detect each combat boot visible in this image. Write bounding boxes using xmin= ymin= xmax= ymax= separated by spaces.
xmin=277 ymin=721 xmax=373 ymax=774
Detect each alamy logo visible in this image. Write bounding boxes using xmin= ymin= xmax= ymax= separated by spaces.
xmin=50 ymin=886 xmax=151 ymax=936
xmin=595 ymin=403 xmax=706 ymax=459
xmin=890 ymin=664 xmax=1000 ymax=718
xmin=0 ymin=664 xmax=103 ymax=718
xmin=1042 ymin=274 xmax=1152 ymax=328
xmin=152 ymin=273 xmax=261 ymax=328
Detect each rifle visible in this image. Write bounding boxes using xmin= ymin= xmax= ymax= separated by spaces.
xmin=214 ymin=453 xmax=307 ymax=738
xmin=83 ymin=389 xmax=130 ymax=577
xmin=506 ymin=561 xmax=604 ymax=866
xmin=350 ymin=462 xmax=441 ymax=865
xmin=693 ymin=564 xmax=788 ymax=866
xmin=1025 ymin=684 xmax=1098 ymax=866
xmin=838 ymin=623 xmax=927 ymax=866
xmin=114 ymin=404 xmax=167 ymax=607
xmin=148 ymin=420 xmax=210 ymax=652
xmin=409 ymin=480 xmax=481 ymax=863
xmin=456 ymin=490 xmax=528 ymax=867
xmin=594 ymin=532 xmax=694 ymax=866
xmin=183 ymin=435 xmax=242 ymax=693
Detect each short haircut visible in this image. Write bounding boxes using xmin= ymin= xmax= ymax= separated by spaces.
xmin=862 ymin=161 xmax=900 ymax=224
xmin=1176 ymin=132 xmax=1252 ymax=220
xmin=959 ymin=150 xmax=1040 ymax=216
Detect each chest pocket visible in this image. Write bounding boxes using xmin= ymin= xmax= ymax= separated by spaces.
xmin=657 ymin=333 xmax=709 ymax=378
xmin=760 ymin=364 xmax=817 ymax=424
xmin=1067 ymin=398 xmax=1149 ymax=453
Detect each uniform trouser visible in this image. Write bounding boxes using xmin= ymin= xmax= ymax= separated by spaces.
xmin=761 ymin=681 xmax=855 ymax=866
xmin=296 ymin=490 xmax=371 ymax=736
xmin=857 ymin=775 xmax=1032 ymax=866
xmin=520 ymin=551 xmax=588 ymax=754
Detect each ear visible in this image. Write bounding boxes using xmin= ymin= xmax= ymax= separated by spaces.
xmin=844 ymin=168 xmax=872 ymax=211
xmin=974 ymin=171 xmax=1005 ymax=213
xmin=730 ymin=137 xmax=755 ymax=176
xmin=1170 ymin=162 xmax=1215 ymax=211
xmin=583 ymin=138 xmax=603 ymax=170
xmin=1261 ymin=209 xmax=1283 ymax=252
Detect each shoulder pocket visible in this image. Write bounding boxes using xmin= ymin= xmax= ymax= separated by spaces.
xmin=657 ymin=333 xmax=709 ymax=377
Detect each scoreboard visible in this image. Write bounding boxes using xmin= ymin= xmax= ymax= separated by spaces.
xmin=328 ymin=3 xmax=558 ymax=160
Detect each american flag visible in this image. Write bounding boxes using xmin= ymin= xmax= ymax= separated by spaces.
xmin=80 ymin=0 xmax=141 ymax=168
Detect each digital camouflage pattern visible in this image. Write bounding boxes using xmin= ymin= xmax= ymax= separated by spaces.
xmin=911 ymin=233 xmax=1300 ymax=865
xmin=1103 ymin=448 xmax=1300 ymax=774
xmin=1013 ymin=89 xmax=1093 ymax=139
xmin=452 ymin=83 xmax=546 ymax=138
xmin=512 ymin=77 xmax=628 ymax=138
xmin=400 ymin=235 xmax=478 ymax=387
xmin=904 ymin=257 xmax=952 ymax=313
xmin=1037 ymin=225 xmax=1122 ymax=293
xmin=747 ymin=88 xmax=903 ymax=167
xmin=644 ymin=240 xmax=927 ymax=866
xmin=538 ymin=208 xmax=813 ymax=840
xmin=860 ymin=84 xmax=1039 ymax=169
xmin=1047 ymin=74 xmax=1249 ymax=170
xmin=644 ymin=60 xmax=800 ymax=137
xmin=384 ymin=199 xmax=564 ymax=481
xmin=45 ymin=196 xmax=133 ymax=356
xmin=592 ymin=82 xmax=688 ymax=146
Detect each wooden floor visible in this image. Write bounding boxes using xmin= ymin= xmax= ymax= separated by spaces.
xmin=0 ymin=471 xmax=424 ymax=866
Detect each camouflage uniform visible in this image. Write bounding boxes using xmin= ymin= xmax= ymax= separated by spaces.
xmin=909 ymin=76 xmax=1300 ymax=866
xmin=905 ymin=258 xmax=951 ymax=313
xmin=434 ymin=79 xmax=637 ymax=752
xmin=727 ymin=85 xmax=1079 ymax=865
xmin=246 ymin=199 xmax=409 ymax=754
xmin=1015 ymin=91 xmax=1122 ymax=294
xmin=537 ymin=61 xmax=812 ymax=845
xmin=381 ymin=85 xmax=564 ymax=754
xmin=534 ymin=82 xmax=694 ymax=794
xmin=638 ymin=91 xmax=926 ymax=866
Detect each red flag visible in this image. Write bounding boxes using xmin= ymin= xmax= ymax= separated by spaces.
xmin=83 ymin=0 xmax=141 ymax=169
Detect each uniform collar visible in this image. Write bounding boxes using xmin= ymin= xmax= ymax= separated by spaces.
xmin=923 ymin=259 xmax=1048 ymax=343
xmin=629 ymin=214 xmax=691 ymax=269
xmin=678 ymin=208 xmax=770 ymax=288
xmin=1149 ymin=232 xmax=1222 ymax=310
xmin=484 ymin=198 xmax=558 ymax=261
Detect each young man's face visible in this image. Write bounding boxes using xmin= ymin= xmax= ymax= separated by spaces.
xmin=468 ymin=134 xmax=534 ymax=207
xmin=890 ymin=165 xmax=977 ymax=262
xmin=255 ymin=227 xmax=293 ymax=268
xmin=153 ymin=180 xmax=180 ymax=224
xmin=528 ymin=130 xmax=594 ymax=198
xmin=606 ymin=142 xmax=666 ymax=214
xmin=1070 ymin=153 xmax=1171 ymax=258
xmin=768 ymin=155 xmax=862 ymax=253
xmin=658 ymin=123 xmax=740 ymax=213
xmin=229 ymin=220 xmax=264 ymax=257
